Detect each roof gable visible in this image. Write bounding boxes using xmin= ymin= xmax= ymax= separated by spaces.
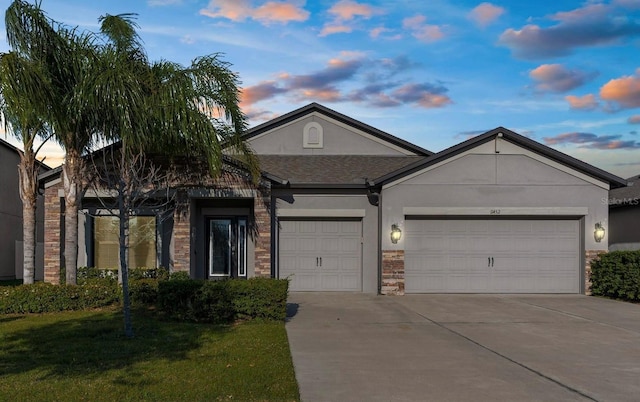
xmin=379 ymin=127 xmax=627 ymax=189
xmin=245 ymin=103 xmax=432 ymax=157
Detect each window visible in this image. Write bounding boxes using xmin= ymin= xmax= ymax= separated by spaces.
xmin=94 ymin=216 xmax=157 ymax=269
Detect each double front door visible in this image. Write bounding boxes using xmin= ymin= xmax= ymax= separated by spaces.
xmin=207 ymin=217 xmax=247 ymax=278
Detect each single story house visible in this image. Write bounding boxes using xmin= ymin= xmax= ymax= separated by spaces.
xmin=609 ymin=174 xmax=640 ymax=251
xmin=40 ymin=103 xmax=626 ymax=294
xmin=0 ymin=138 xmax=50 ymax=281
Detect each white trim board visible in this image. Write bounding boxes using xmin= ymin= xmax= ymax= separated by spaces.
xmin=403 ymin=207 xmax=588 ymax=216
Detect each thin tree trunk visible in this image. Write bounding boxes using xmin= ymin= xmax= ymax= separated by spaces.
xmin=119 ymin=176 xmax=134 ymax=338
xmin=63 ymin=148 xmax=83 ymax=285
xmin=17 ymin=150 xmax=38 ymax=285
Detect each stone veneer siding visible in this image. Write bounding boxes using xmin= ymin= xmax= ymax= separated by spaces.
xmin=381 ymin=250 xmax=405 ymax=295
xmin=43 ymin=167 xmax=272 ymax=283
xmin=585 ymin=249 xmax=606 ymax=295
xmin=43 ymin=181 xmax=63 ymax=284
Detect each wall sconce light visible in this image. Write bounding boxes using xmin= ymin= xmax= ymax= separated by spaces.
xmin=391 ymin=224 xmax=402 ymax=244
xmin=594 ymin=222 xmax=605 ymax=243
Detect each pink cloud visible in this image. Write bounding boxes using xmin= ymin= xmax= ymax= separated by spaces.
xmin=469 ymin=3 xmax=505 ymax=27
xmin=544 ymin=132 xmax=640 ymax=149
xmin=320 ymin=0 xmax=383 ymax=37
xmin=199 ymin=0 xmax=309 ymax=24
xmin=600 ymin=70 xmax=640 ymax=109
xmin=628 ymin=115 xmax=640 ymax=124
xmin=403 ymin=15 xmax=444 ymax=42
xmin=319 ymin=24 xmax=353 ymax=36
xmin=529 ymin=64 xmax=595 ymax=93
xmin=498 ymin=2 xmax=640 ymax=59
xmin=565 ymin=94 xmax=599 ymax=110
xmin=328 ymin=0 xmax=380 ymax=21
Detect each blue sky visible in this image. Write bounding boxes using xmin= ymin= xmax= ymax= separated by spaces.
xmin=2 ymin=0 xmax=640 ymax=179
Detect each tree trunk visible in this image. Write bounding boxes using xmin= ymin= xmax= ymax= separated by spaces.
xmin=17 ymin=150 xmax=38 ymax=285
xmin=62 ymin=148 xmax=83 ymax=285
xmin=119 ymin=178 xmax=134 ymax=338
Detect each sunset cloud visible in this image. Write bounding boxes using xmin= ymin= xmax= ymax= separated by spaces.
xmin=628 ymin=115 xmax=640 ymax=124
xmin=240 ymin=53 xmax=452 ymax=115
xmin=199 ymin=0 xmax=309 ymax=25
xmin=403 ymin=15 xmax=445 ymax=42
xmin=469 ymin=3 xmax=505 ymax=27
xmin=543 ymin=132 xmax=640 ymax=149
xmin=320 ymin=0 xmax=383 ymax=37
xmin=530 ymin=64 xmax=595 ymax=93
xmin=328 ymin=0 xmax=380 ymax=21
xmin=565 ymin=94 xmax=599 ymax=111
xmin=600 ymin=70 xmax=640 ymax=109
xmin=498 ymin=2 xmax=640 ymax=59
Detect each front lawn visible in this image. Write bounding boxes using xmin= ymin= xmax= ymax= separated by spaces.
xmin=0 ymin=308 xmax=299 ymax=401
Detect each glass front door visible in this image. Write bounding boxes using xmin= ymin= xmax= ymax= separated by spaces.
xmin=207 ymin=218 xmax=247 ymax=278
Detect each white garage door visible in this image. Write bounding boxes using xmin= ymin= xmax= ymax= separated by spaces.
xmin=405 ymin=219 xmax=580 ymax=293
xmin=279 ymin=220 xmax=362 ymax=291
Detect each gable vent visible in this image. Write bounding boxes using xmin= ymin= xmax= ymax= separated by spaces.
xmin=303 ymin=122 xmax=323 ymax=148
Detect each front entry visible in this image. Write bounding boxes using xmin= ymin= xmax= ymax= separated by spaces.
xmin=207 ymin=217 xmax=247 ymax=278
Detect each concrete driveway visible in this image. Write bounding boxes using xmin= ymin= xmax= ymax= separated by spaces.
xmin=285 ymin=293 xmax=640 ymax=402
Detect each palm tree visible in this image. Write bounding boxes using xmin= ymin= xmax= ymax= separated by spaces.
xmin=0 ymin=52 xmax=51 ymax=284
xmin=5 ymin=0 xmax=99 ymax=284
xmin=83 ymin=14 xmax=258 ymax=337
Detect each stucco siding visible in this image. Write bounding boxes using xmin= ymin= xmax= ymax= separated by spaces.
xmin=249 ymin=113 xmax=412 ymax=156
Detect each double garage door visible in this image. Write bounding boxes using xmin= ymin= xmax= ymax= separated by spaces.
xmin=405 ymin=219 xmax=580 ymax=293
xmin=279 ymin=220 xmax=362 ymax=291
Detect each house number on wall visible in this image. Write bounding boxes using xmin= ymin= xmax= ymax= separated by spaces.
xmin=490 ymin=209 xmax=501 ymax=215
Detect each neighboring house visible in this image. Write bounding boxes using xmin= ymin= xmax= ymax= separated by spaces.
xmin=0 ymin=138 xmax=50 ymax=281
xmin=609 ymin=174 xmax=640 ymax=251
xmin=40 ymin=103 xmax=626 ymax=294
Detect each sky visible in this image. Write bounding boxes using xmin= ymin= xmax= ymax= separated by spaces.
xmin=1 ymin=0 xmax=640 ymax=179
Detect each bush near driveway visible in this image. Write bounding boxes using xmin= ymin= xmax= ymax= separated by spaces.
xmin=590 ymin=250 xmax=640 ymax=301
xmin=1 ymin=268 xmax=290 ymax=322
xmin=157 ymin=277 xmax=290 ymax=323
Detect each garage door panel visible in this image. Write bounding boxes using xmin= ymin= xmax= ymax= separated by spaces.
xmin=279 ymin=219 xmax=362 ymax=291
xmin=405 ymin=219 xmax=580 ymax=294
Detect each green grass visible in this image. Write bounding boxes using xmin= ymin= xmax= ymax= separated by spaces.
xmin=0 ymin=308 xmax=299 ymax=401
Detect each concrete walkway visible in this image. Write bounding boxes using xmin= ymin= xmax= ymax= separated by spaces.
xmin=285 ymin=293 xmax=640 ymax=402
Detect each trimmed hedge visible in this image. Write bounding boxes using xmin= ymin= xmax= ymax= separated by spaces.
xmin=0 ymin=282 xmax=120 ymax=314
xmin=158 ymin=278 xmax=289 ymax=323
xmin=590 ymin=250 xmax=640 ymax=301
xmin=1 ymin=267 xmax=289 ymax=322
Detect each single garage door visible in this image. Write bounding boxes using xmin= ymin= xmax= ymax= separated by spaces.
xmin=279 ymin=219 xmax=362 ymax=291
xmin=405 ymin=219 xmax=580 ymax=293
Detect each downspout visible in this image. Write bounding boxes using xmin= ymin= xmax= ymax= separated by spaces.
xmin=377 ymin=189 xmax=382 ymax=295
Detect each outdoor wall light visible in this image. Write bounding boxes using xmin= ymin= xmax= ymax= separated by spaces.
xmin=390 ymin=224 xmax=402 ymax=244
xmin=594 ymin=222 xmax=606 ymax=243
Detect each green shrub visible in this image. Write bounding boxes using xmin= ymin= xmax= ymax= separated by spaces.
xmin=169 ymin=271 xmax=191 ymax=281
xmin=157 ymin=279 xmax=205 ymax=321
xmin=0 ymin=282 xmax=120 ymax=314
xmin=591 ymin=250 xmax=640 ymax=301
xmin=129 ymin=279 xmax=160 ymax=305
xmin=227 ymin=278 xmax=289 ymax=320
xmin=157 ymin=278 xmax=289 ymax=323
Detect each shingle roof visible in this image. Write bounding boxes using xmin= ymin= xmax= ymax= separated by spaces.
xmin=257 ymin=155 xmax=427 ymax=186
xmin=610 ymin=174 xmax=640 ymax=206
